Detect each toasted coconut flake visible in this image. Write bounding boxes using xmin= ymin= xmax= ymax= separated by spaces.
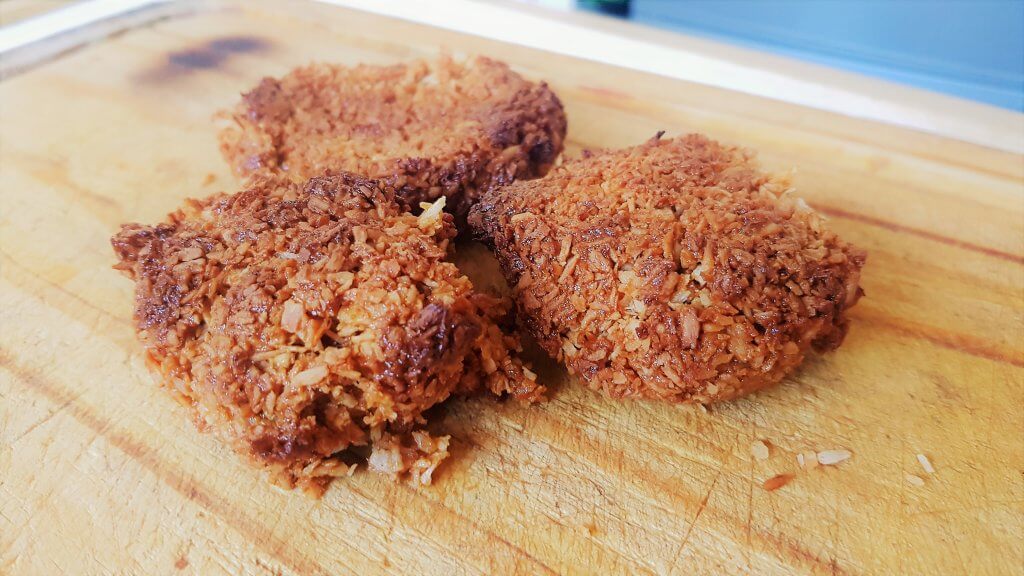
xmin=680 ymin=308 xmax=701 ymax=349
xmin=411 ymin=430 xmax=438 ymax=453
xmin=751 ymin=440 xmax=770 ymax=461
xmin=417 ymin=196 xmax=446 ymax=230
xmin=368 ymin=444 xmax=404 ymax=475
xmin=558 ymin=255 xmax=579 ymax=283
xmin=281 ymin=299 xmax=304 ymax=333
xmin=251 ymin=346 xmax=307 ymax=361
xmin=408 ymin=435 xmax=450 ymax=486
xmin=817 ymin=449 xmax=852 ymax=466
xmin=916 ymin=453 xmax=935 ymax=475
xmin=181 ymin=246 xmax=204 ymax=261
xmin=763 ymin=473 xmax=794 ymax=491
xmin=292 ymin=365 xmax=328 ymax=387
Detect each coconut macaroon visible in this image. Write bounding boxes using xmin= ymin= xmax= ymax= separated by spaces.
xmin=218 ymin=56 xmax=567 ymax=218
xmin=470 ymin=133 xmax=866 ymax=403
xmin=111 ymin=172 xmax=542 ymax=494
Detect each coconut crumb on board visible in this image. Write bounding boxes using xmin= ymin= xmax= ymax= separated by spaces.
xmin=763 ymin=473 xmax=795 ymax=491
xmin=801 ymin=451 xmax=820 ymax=469
xmin=817 ymin=449 xmax=852 ymax=466
xmin=751 ymin=440 xmax=770 ymax=461
xmin=905 ymin=473 xmax=926 ymax=487
xmin=917 ymin=453 xmax=935 ymax=474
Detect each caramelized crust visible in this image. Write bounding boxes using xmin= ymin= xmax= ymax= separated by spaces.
xmin=218 ymin=56 xmax=567 ymax=218
xmin=112 ymin=173 xmax=541 ymax=493
xmin=470 ymin=134 xmax=866 ymax=403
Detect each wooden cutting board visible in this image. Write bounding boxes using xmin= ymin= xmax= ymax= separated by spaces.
xmin=1 ymin=2 xmax=1022 ymax=574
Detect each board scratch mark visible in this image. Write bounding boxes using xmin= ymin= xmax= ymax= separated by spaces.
xmin=907 ymin=500 xmax=1024 ymax=517
xmin=9 ymin=392 xmax=82 ymax=445
xmin=0 ymin=349 xmax=321 ymax=576
xmin=830 ymin=480 xmax=842 ymax=575
xmin=745 ymin=430 xmax=755 ymax=574
xmin=470 ymin=407 xmax=850 ymax=574
xmin=898 ymin=437 xmax=907 ymax=576
xmin=463 ymin=421 xmax=670 ymax=572
xmin=667 ymin=451 xmax=728 ymax=570
xmin=0 ymin=247 xmax=130 ymax=329
xmin=390 ymin=481 xmax=561 ymax=576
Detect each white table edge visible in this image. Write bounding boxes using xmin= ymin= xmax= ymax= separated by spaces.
xmin=2 ymin=0 xmax=1022 ymax=155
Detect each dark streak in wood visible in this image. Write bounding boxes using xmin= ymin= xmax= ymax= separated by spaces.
xmin=578 ymin=85 xmax=635 ymax=102
xmin=863 ymin=313 xmax=1024 ymax=368
xmin=819 ymin=206 xmax=1024 ymax=265
xmin=140 ymin=35 xmax=272 ymax=82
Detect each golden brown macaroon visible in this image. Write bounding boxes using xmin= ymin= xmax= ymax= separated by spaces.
xmin=218 ymin=56 xmax=567 ymax=218
xmin=470 ymin=133 xmax=866 ymax=403
xmin=111 ymin=172 xmax=542 ymax=494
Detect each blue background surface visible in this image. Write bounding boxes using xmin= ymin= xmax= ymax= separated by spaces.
xmin=628 ymin=0 xmax=1024 ymax=110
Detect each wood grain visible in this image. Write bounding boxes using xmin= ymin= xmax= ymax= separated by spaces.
xmin=1 ymin=1 xmax=1022 ymax=574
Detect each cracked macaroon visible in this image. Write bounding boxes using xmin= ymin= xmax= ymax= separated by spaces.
xmin=111 ymin=172 xmax=542 ymax=494
xmin=470 ymin=133 xmax=866 ymax=403
xmin=218 ymin=55 xmax=567 ymax=219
